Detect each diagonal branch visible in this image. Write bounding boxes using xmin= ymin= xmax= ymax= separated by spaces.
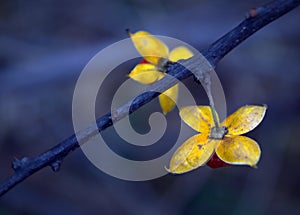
xmin=0 ymin=0 xmax=299 ymax=197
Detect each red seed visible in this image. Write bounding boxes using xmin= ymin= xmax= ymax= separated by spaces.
xmin=140 ymin=58 xmax=150 ymax=64
xmin=206 ymin=153 xmax=230 ymax=169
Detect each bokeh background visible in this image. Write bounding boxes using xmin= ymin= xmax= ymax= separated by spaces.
xmin=0 ymin=0 xmax=300 ymax=214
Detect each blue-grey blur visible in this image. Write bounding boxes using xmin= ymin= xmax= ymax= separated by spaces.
xmin=0 ymin=0 xmax=299 ymax=215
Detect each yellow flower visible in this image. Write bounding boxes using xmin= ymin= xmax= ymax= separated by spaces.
xmin=168 ymin=105 xmax=267 ymax=174
xmin=128 ymin=30 xmax=193 ymax=114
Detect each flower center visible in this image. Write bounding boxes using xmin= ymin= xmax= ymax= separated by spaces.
xmin=209 ymin=126 xmax=228 ymax=139
xmin=157 ymin=58 xmax=169 ymax=71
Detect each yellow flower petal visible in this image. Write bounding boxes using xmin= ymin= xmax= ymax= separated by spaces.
xmin=129 ymin=31 xmax=169 ymax=65
xmin=221 ymin=105 xmax=267 ymax=135
xmin=159 ymin=84 xmax=179 ymax=115
xmin=169 ymin=46 xmax=193 ymax=62
xmin=168 ymin=134 xmax=217 ymax=174
xmin=129 ymin=64 xmax=161 ymax=84
xmin=179 ymin=106 xmax=215 ymax=133
xmin=215 ymin=136 xmax=261 ymax=167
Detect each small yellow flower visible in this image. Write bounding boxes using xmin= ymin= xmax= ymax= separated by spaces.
xmin=128 ymin=30 xmax=193 ymax=114
xmin=168 ymin=105 xmax=267 ymax=174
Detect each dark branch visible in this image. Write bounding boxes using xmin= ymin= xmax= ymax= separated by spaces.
xmin=0 ymin=0 xmax=299 ymax=197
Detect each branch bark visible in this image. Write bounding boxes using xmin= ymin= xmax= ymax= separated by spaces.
xmin=0 ymin=0 xmax=299 ymax=197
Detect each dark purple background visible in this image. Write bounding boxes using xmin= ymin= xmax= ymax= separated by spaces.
xmin=0 ymin=1 xmax=299 ymax=214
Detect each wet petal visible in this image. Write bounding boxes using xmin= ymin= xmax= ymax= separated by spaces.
xmin=159 ymin=84 xmax=179 ymax=115
xmin=179 ymin=106 xmax=215 ymax=133
xmin=129 ymin=64 xmax=161 ymax=84
xmin=215 ymin=136 xmax=261 ymax=167
xmin=168 ymin=134 xmax=217 ymax=174
xmin=129 ymin=31 xmax=169 ymax=65
xmin=221 ymin=105 xmax=267 ymax=135
xmin=169 ymin=46 xmax=193 ymax=62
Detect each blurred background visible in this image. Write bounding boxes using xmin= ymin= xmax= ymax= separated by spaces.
xmin=0 ymin=0 xmax=299 ymax=214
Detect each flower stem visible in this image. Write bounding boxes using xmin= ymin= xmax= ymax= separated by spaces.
xmin=205 ymin=83 xmax=220 ymax=129
xmin=205 ymin=82 xmax=227 ymax=139
xmin=210 ymin=105 xmax=220 ymax=129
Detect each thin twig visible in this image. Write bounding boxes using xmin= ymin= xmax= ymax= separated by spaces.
xmin=0 ymin=0 xmax=299 ymax=197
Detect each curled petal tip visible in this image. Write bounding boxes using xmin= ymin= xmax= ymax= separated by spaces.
xmin=125 ymin=28 xmax=131 ymax=36
xmin=251 ymin=164 xmax=258 ymax=169
xmin=164 ymin=166 xmax=172 ymax=173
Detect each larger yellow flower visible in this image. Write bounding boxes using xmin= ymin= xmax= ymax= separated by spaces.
xmin=128 ymin=30 xmax=193 ymax=114
xmin=168 ymin=105 xmax=267 ymax=174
